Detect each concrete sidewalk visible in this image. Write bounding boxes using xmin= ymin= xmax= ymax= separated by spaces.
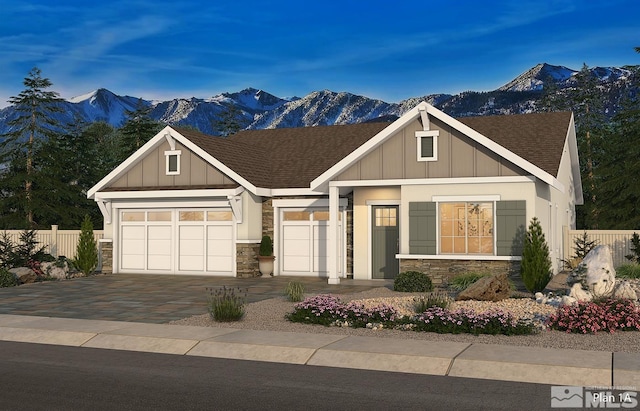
xmin=1 ymin=314 xmax=638 ymax=387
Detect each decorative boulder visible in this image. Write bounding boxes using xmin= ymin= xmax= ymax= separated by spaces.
xmin=456 ymin=273 xmax=512 ymax=302
xmin=612 ymin=281 xmax=638 ymax=301
xmin=41 ymin=261 xmax=70 ymax=280
xmin=8 ymin=267 xmax=37 ymax=284
xmin=567 ymin=245 xmax=617 ymax=301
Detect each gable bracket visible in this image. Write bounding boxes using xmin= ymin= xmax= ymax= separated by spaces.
xmin=228 ymin=195 xmax=243 ymax=224
xmin=96 ymin=200 xmax=112 ymax=224
xmin=164 ymin=132 xmax=176 ymax=151
xmin=419 ymin=107 xmax=430 ymax=131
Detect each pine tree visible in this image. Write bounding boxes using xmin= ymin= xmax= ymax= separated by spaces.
xmin=521 ymin=217 xmax=552 ymax=293
xmin=115 ymin=99 xmax=162 ymax=162
xmin=0 ymin=67 xmax=64 ymax=227
xmin=212 ymin=105 xmax=248 ymax=137
xmin=74 ymin=215 xmax=98 ymax=276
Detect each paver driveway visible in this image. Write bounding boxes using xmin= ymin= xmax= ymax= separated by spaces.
xmin=0 ymin=274 xmax=392 ymax=323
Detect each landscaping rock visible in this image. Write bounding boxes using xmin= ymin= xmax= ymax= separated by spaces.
xmin=41 ymin=261 xmax=70 ymax=280
xmin=456 ymin=273 xmax=511 ymax=302
xmin=612 ymin=281 xmax=638 ymax=301
xmin=9 ymin=267 xmax=37 ymax=284
xmin=567 ymin=245 xmax=617 ymax=301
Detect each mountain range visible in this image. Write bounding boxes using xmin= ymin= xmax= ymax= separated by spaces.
xmin=0 ymin=63 xmax=637 ymax=136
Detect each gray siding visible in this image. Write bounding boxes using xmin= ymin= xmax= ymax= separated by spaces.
xmin=335 ymin=117 xmax=527 ymax=181
xmin=108 ymin=141 xmax=235 ymax=189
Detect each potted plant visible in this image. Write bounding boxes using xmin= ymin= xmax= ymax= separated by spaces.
xmin=258 ymin=235 xmax=275 ymax=277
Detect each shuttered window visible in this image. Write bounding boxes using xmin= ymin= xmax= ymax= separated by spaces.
xmin=409 ymin=202 xmax=436 ymax=254
xmin=495 ymin=200 xmax=526 ymax=256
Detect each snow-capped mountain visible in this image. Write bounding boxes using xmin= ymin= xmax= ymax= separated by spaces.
xmin=0 ymin=64 xmax=637 ymax=137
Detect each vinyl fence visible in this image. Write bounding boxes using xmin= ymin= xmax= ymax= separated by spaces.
xmin=2 ymin=225 xmax=104 ymax=260
xmin=563 ymin=227 xmax=638 ymax=268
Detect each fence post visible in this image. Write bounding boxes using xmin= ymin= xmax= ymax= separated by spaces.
xmin=51 ymin=225 xmax=58 ymax=257
xmin=562 ymin=225 xmax=569 ymax=263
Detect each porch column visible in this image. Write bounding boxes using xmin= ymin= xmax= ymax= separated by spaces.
xmin=328 ymin=185 xmax=340 ymax=285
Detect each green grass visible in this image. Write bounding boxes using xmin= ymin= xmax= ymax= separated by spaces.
xmin=448 ymin=272 xmax=491 ymax=291
xmin=616 ymin=264 xmax=640 ymax=279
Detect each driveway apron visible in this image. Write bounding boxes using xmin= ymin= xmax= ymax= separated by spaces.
xmin=0 ymin=275 xmax=392 ymax=323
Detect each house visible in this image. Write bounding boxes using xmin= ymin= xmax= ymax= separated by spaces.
xmin=88 ymin=102 xmax=583 ymax=285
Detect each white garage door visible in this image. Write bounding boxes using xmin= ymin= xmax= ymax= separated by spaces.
xmin=119 ymin=209 xmax=234 ymax=275
xmin=280 ymin=209 xmax=342 ymax=276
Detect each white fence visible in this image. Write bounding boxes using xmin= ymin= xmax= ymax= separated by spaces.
xmin=563 ymin=227 xmax=638 ymax=268
xmin=2 ymin=225 xmax=104 ymax=259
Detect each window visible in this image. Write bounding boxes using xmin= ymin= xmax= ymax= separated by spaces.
xmin=165 ymin=150 xmax=181 ymax=175
xmin=416 ymin=130 xmax=438 ymax=162
xmin=440 ymin=202 xmax=493 ymax=254
xmin=375 ymin=207 xmax=397 ymax=227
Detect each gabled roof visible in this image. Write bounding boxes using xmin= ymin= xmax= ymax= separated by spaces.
xmin=89 ymin=102 xmax=579 ymax=199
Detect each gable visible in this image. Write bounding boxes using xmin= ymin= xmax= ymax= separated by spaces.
xmin=334 ymin=116 xmax=526 ymax=182
xmin=106 ymin=140 xmax=236 ymax=190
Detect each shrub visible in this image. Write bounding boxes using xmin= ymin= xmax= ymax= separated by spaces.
xmin=207 ymin=286 xmax=247 ymax=322
xmin=616 ymin=264 xmax=640 ymax=279
xmin=287 ymin=294 xmax=345 ymax=326
xmin=259 ymin=235 xmax=273 ymax=256
xmin=412 ymin=292 xmax=452 ymax=312
xmin=284 ymin=281 xmax=305 ymax=302
xmin=448 ymin=272 xmax=491 ymax=291
xmin=74 ymin=215 xmax=98 ymax=276
xmin=0 ymin=268 xmax=18 ymax=288
xmin=520 ymin=217 xmax=552 ymax=293
xmin=625 ymin=232 xmax=640 ymax=264
xmin=414 ymin=307 xmax=536 ymax=335
xmin=563 ymin=231 xmax=598 ymax=269
xmin=0 ymin=232 xmax=15 ymax=268
xmin=393 ymin=271 xmax=433 ymax=292
xmin=546 ymin=298 xmax=640 ymax=333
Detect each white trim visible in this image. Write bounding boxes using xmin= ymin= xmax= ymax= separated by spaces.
xmin=228 ymin=195 xmax=243 ymax=224
xmin=112 ymin=200 xmax=231 ymax=209
xmin=366 ymin=199 xmax=401 ymax=206
xmin=418 ymin=106 xmax=430 ymax=131
xmin=310 ymin=101 xmax=566 ymax=193
xmin=432 ymin=195 xmax=501 ymax=202
xmin=396 ymin=254 xmax=521 ymax=261
xmin=330 ymin=176 xmax=535 ymax=188
xmin=96 ymin=200 xmax=112 ymax=224
xmin=164 ymin=132 xmax=176 ymax=151
xmin=236 ymin=239 xmax=261 ymax=244
xmin=164 ymin=150 xmax=181 ymax=175
xmin=272 ymin=198 xmax=348 ymax=208
xmin=95 ymin=187 xmax=244 ymax=200
xmin=270 ymin=188 xmax=327 ymax=196
xmin=416 ymin=130 xmax=439 ymax=162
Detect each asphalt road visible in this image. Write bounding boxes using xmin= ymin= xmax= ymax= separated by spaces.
xmin=0 ymin=341 xmax=555 ymax=411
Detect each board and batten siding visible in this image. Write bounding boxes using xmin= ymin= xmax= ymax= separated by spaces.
xmin=335 ymin=117 xmax=526 ymax=182
xmin=109 ymin=140 xmax=235 ymax=188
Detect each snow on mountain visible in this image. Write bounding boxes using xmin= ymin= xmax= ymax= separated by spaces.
xmin=498 ymin=63 xmax=576 ymax=92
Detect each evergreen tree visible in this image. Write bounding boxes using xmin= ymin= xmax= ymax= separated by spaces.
xmin=538 ymin=75 xmax=568 ymax=112
xmin=74 ymin=214 xmax=98 ymax=276
xmin=0 ymin=67 xmax=64 ymax=227
xmin=212 ymin=105 xmax=248 ymax=137
xmin=520 ymin=217 xmax=552 ymax=293
xmin=567 ymin=64 xmax=607 ymax=228
xmin=115 ymin=99 xmax=162 ymax=162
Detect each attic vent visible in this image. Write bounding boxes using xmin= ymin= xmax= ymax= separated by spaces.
xmin=165 ymin=150 xmax=181 ymax=175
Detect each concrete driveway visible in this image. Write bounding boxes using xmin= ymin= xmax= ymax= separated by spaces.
xmin=0 ymin=274 xmax=392 ymax=323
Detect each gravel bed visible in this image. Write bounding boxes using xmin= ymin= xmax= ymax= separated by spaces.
xmin=169 ymin=287 xmax=640 ymax=353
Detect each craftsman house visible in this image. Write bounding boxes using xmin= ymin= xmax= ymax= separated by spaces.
xmin=88 ymin=102 xmax=582 ymax=284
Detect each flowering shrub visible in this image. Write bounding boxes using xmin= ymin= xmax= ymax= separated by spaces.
xmin=546 ymin=298 xmax=640 ymax=333
xmin=287 ymin=294 xmax=536 ymax=335
xmin=413 ymin=307 xmax=534 ymax=335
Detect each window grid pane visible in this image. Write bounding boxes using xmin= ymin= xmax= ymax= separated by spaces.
xmin=440 ymin=202 xmax=493 ymax=254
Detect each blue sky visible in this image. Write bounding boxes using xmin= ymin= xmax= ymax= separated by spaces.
xmin=0 ymin=0 xmax=638 ymax=108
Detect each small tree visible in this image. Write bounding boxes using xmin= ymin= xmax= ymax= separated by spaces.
xmin=521 ymin=217 xmax=552 ymax=293
xmin=74 ymin=215 xmax=98 ymax=276
xmin=625 ymin=232 xmax=640 ymax=264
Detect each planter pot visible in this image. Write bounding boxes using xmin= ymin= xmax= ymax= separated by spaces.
xmin=258 ymin=255 xmax=275 ymax=277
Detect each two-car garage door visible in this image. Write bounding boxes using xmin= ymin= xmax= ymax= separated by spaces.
xmin=119 ymin=209 xmax=234 ymax=275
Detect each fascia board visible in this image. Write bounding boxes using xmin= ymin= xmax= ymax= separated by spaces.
xmin=94 ymin=187 xmax=243 ymax=200
xmin=425 ymin=105 xmax=565 ymax=192
xmin=310 ymin=102 xmax=427 ymax=190
xmin=87 ymin=125 xmax=174 ymax=199
xmin=567 ymin=114 xmax=584 ymax=205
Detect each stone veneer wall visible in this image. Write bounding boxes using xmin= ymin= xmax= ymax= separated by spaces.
xmin=261 ymin=198 xmax=274 ymax=240
xmin=399 ymin=259 xmax=522 ymax=288
xmin=99 ymin=241 xmax=113 ymax=274
xmin=236 ymin=243 xmax=260 ymax=278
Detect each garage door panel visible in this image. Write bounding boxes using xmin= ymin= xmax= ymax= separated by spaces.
xmin=284 ymin=256 xmax=310 ymax=272
xmin=207 ymin=256 xmax=233 ymax=272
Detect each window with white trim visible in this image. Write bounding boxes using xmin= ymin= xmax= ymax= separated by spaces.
xmin=416 ymin=130 xmax=438 ymax=161
xmin=440 ymin=202 xmax=493 ymax=254
xmin=165 ymin=150 xmax=181 ymax=175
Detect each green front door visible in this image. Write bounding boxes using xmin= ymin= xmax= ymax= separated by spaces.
xmin=371 ymin=205 xmax=399 ymax=279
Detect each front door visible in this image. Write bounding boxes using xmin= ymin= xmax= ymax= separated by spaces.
xmin=371 ymin=205 xmax=399 ymax=279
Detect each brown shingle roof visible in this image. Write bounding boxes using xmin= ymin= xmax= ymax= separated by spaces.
xmin=457 ymin=111 xmax=572 ymax=176
xmin=175 ymin=111 xmax=571 ymax=189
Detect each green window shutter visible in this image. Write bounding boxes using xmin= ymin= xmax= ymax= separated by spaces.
xmin=496 ymin=200 xmax=526 ymax=256
xmin=409 ymin=202 xmax=436 ymax=254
